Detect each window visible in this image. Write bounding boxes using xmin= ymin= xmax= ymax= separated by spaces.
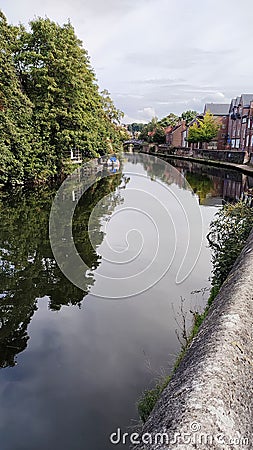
xmin=70 ymin=148 xmax=82 ymax=161
xmin=242 ymin=117 xmax=247 ymax=124
xmin=231 ymin=139 xmax=235 ymax=148
xmin=235 ymin=139 xmax=240 ymax=148
xmin=207 ymin=141 xmax=218 ymax=150
xmin=246 ymin=135 xmax=250 ymax=147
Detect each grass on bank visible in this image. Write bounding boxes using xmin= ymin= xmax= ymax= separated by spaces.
xmin=138 ymin=201 xmax=253 ymax=424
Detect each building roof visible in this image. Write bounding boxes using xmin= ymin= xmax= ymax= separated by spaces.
xmin=229 ymin=98 xmax=236 ymax=112
xmin=204 ymin=103 xmax=230 ymax=116
xmin=240 ymin=94 xmax=253 ymax=107
xmin=171 ymin=121 xmax=186 ymax=133
xmin=186 ymin=115 xmax=203 ymax=127
xmin=164 ymin=125 xmax=173 ymax=133
xmin=235 ymin=96 xmax=241 ymax=107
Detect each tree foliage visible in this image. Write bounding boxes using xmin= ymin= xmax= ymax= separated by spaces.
xmin=187 ymin=111 xmax=220 ymax=144
xmin=0 ymin=12 xmax=125 ymax=185
xmin=180 ymin=110 xmax=198 ymax=125
xmin=127 ymin=122 xmax=146 ymax=134
xmin=139 ymin=117 xmax=167 ymax=143
xmin=207 ymin=202 xmax=253 ymax=289
xmin=151 ymin=126 xmax=166 ymax=144
xmin=139 ymin=117 xmax=157 ymax=142
xmin=138 ymin=111 xmax=199 ymax=144
xmin=0 ymin=12 xmax=33 ymax=184
xmin=158 ymin=113 xmax=179 ymax=128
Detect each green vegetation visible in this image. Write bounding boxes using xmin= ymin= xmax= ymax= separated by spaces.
xmin=127 ymin=122 xmax=146 ymax=136
xmin=187 ymin=111 xmax=220 ymax=145
xmin=207 ymin=201 xmax=253 ymax=290
xmin=138 ymin=201 xmax=253 ymax=423
xmin=139 ymin=117 xmax=165 ymax=143
xmin=180 ymin=110 xmax=198 ymax=125
xmin=0 ymin=11 xmax=33 ymax=185
xmin=0 ymin=11 xmax=126 ymax=186
xmin=138 ymin=375 xmax=171 ymax=423
xmin=158 ymin=113 xmax=179 ymax=128
xmin=137 ymin=110 xmax=198 ymax=144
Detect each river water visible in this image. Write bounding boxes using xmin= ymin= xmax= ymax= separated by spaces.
xmin=0 ymin=154 xmax=252 ymax=450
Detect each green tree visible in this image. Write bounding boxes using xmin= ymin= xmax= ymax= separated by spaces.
xmin=0 ymin=11 xmax=33 ymax=185
xmin=187 ymin=111 xmax=220 ymax=144
xmin=207 ymin=202 xmax=253 ymax=289
xmin=158 ymin=113 xmax=179 ymax=128
xmin=127 ymin=123 xmax=145 ymax=134
xmin=139 ymin=117 xmax=159 ymax=142
xmin=16 ymin=19 xmax=122 ymax=173
xmin=100 ymin=89 xmax=123 ymax=124
xmin=151 ymin=126 xmax=166 ymax=144
xmin=0 ymin=14 xmax=125 ymax=185
xmin=180 ymin=110 xmax=198 ymax=125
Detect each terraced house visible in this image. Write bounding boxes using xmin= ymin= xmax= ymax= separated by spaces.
xmin=188 ymin=94 xmax=253 ymax=160
xmin=163 ymin=94 xmax=253 ymax=162
xmin=228 ymin=94 xmax=253 ymax=156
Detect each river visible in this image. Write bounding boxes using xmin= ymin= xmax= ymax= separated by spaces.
xmin=0 ymin=153 xmax=252 ymax=450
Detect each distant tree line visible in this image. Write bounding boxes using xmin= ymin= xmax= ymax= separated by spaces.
xmin=127 ymin=110 xmax=221 ymax=146
xmin=127 ymin=110 xmax=198 ymax=144
xmin=0 ymin=11 xmax=127 ymax=186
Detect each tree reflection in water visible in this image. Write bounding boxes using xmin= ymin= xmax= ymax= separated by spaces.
xmin=0 ymin=171 xmax=123 ymax=368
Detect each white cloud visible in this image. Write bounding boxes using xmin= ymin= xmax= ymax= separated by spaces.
xmin=137 ymin=107 xmax=157 ymax=121
xmin=1 ymin=0 xmax=253 ymax=122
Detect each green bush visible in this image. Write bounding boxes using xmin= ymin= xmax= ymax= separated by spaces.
xmin=207 ymin=201 xmax=253 ymax=289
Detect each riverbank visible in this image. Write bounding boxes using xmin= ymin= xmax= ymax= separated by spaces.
xmin=134 ymin=222 xmax=253 ymax=449
xmin=145 ymin=151 xmax=253 ymax=176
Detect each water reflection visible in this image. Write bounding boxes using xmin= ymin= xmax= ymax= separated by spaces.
xmin=0 ymin=168 xmax=123 ymax=368
xmin=129 ymin=153 xmax=253 ymax=205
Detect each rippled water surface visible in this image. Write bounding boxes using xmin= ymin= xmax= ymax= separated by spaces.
xmin=0 ymin=154 xmax=251 ymax=450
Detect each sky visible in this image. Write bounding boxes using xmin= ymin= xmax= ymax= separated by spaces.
xmin=1 ymin=0 xmax=253 ymax=123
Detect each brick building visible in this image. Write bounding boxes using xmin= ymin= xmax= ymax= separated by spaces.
xmin=245 ymin=100 xmax=253 ymax=153
xmin=164 ymin=94 xmax=253 ymax=160
xmin=228 ymin=94 xmax=253 ymax=151
xmin=165 ymin=121 xmax=186 ymax=147
xmin=203 ymin=103 xmax=230 ymax=150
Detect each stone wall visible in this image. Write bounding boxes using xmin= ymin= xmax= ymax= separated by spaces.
xmin=140 ymin=146 xmax=246 ymax=164
xmin=162 ymin=148 xmax=246 ymax=164
xmin=133 ymin=230 xmax=253 ymax=449
xmin=193 ymin=149 xmax=245 ymax=164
